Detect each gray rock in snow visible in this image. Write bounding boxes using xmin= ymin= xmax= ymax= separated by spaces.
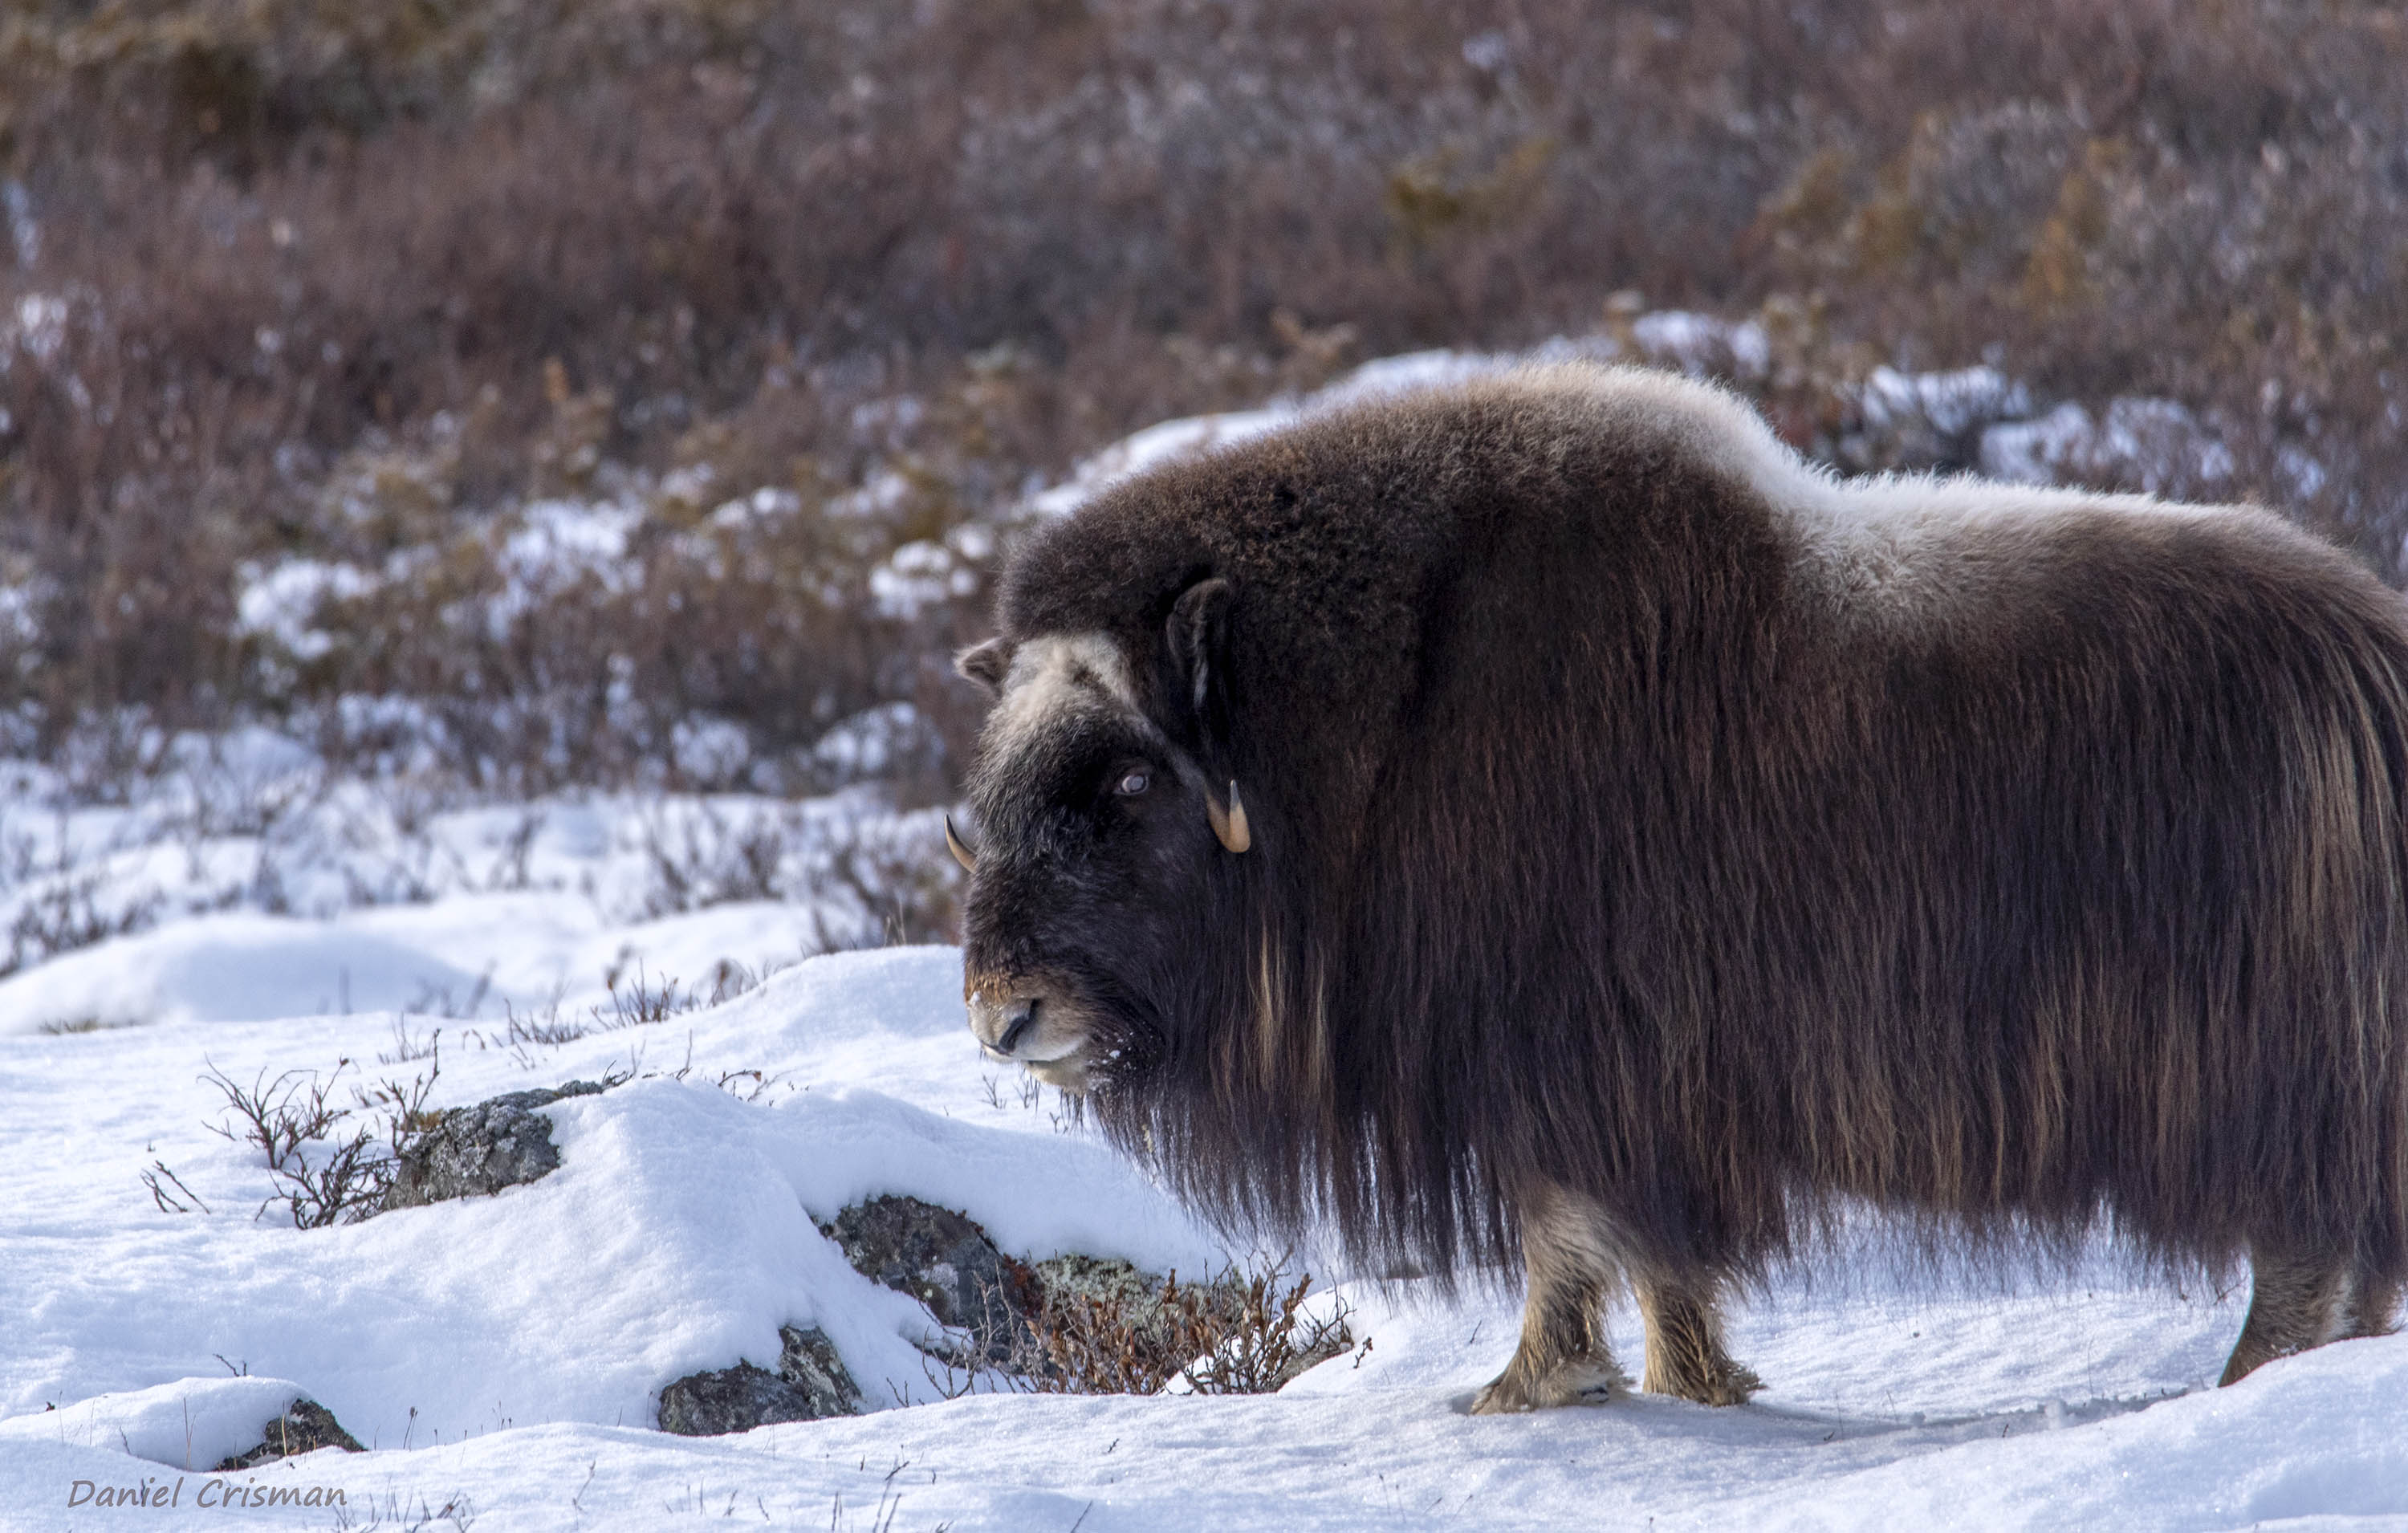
xmin=773 ymin=1326 xmax=862 ymax=1418
xmin=214 ymin=1397 xmax=364 ymax=1470
xmin=818 ymin=1195 xmax=1243 ymax=1378
xmin=380 ymin=1080 xmax=611 ymax=1210
xmin=818 ymin=1194 xmax=1031 ymax=1364
xmin=655 ymin=1326 xmax=862 ymax=1435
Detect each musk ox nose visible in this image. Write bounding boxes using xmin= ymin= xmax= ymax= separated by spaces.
xmin=970 ymin=992 xmax=1041 ymax=1056
xmin=997 ymin=998 xmax=1039 ymax=1055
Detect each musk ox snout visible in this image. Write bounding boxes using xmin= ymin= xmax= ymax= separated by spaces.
xmin=970 ymin=991 xmax=1037 ymax=1055
xmin=965 ymin=971 xmax=1098 ymax=1091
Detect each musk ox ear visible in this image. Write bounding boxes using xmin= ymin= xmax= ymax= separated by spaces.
xmin=1165 ymin=576 xmax=1232 ymax=724
xmin=954 ymin=637 xmax=1013 ymax=696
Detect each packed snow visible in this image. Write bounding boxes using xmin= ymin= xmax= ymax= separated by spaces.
xmin=2 ymin=343 xmax=2398 ymax=1529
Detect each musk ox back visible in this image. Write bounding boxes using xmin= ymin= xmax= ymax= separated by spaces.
xmin=949 ymin=363 xmax=2408 ymax=1409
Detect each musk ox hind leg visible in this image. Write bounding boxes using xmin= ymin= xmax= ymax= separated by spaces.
xmin=1636 ymin=1277 xmax=1763 ymax=1407
xmin=2216 ymin=1246 xmax=2392 ymax=1385
xmin=1470 ymin=1189 xmax=1631 ymax=1414
xmin=2343 ymin=1272 xmax=2403 ymax=1343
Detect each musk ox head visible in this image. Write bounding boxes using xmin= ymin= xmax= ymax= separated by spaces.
xmin=951 ymin=575 xmax=1255 ymax=1095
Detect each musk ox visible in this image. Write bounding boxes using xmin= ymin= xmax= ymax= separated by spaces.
xmin=947 ymin=363 xmax=2408 ymax=1409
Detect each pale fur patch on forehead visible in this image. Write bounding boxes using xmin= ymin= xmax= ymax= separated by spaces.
xmin=986 ymin=632 xmax=1155 ymax=757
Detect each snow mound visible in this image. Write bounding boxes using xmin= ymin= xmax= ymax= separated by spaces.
xmin=0 ymin=1376 xmax=311 ymax=1472
xmin=0 ymin=913 xmax=482 ymax=1032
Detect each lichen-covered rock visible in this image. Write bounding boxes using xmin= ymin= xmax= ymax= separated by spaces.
xmin=1027 ymin=1252 xmax=1161 ymax=1310
xmin=816 ymin=1197 xmax=1348 ymax=1394
xmin=657 ymin=1364 xmax=807 ymax=1437
xmin=774 ymin=1326 xmax=859 ymax=1418
xmin=381 ymin=1080 xmax=609 ymax=1210
xmin=213 ymin=1399 xmax=363 ymax=1470
xmin=818 ymin=1194 xmax=1029 ymax=1362
xmin=656 ymin=1326 xmax=861 ymax=1435
xmin=820 ymin=1198 xmax=1217 ymax=1369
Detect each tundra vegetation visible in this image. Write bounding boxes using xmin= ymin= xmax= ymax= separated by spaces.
xmin=1 ymin=0 xmax=2403 ymax=822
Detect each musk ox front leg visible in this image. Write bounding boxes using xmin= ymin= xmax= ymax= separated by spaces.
xmin=1473 ymin=1186 xmax=1763 ymax=1413
xmin=1471 ymin=1188 xmax=1630 ymax=1413
xmin=1635 ymin=1278 xmax=1762 ymax=1406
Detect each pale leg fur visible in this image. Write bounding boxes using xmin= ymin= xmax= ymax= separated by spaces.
xmin=2342 ymin=1272 xmax=2402 ymax=1342
xmin=1474 ymin=1188 xmax=1763 ymax=1412
xmin=2218 ymin=1246 xmax=2398 ymax=1385
xmin=1637 ymin=1277 xmax=1763 ymax=1406
xmin=1471 ymin=1188 xmax=1629 ymax=1413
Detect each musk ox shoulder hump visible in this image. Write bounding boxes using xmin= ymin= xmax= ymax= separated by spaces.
xmin=1442 ymin=363 xmax=2280 ymax=615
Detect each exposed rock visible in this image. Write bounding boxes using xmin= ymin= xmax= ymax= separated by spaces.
xmin=818 ymin=1194 xmax=1031 ymax=1364
xmin=213 ymin=1399 xmax=363 ymax=1470
xmin=773 ymin=1326 xmax=860 ymax=1418
xmin=817 ymin=1195 xmax=1350 ymax=1394
xmin=1026 ymin=1252 xmax=1174 ymax=1326
xmin=656 ymin=1325 xmax=861 ymax=1435
xmin=381 ymin=1080 xmax=610 ymax=1210
xmin=657 ymin=1362 xmax=800 ymax=1437
xmin=819 ymin=1198 xmax=1251 ymax=1377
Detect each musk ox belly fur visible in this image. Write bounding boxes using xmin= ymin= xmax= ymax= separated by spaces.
xmin=954 ymin=362 xmax=2408 ymax=1405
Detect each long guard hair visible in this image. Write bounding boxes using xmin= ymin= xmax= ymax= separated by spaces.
xmin=971 ymin=364 xmax=2408 ymax=1348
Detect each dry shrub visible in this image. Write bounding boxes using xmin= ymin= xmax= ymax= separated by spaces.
xmin=5 ymin=0 xmax=2407 ymax=788
xmin=590 ymin=962 xmax=702 ymax=1028
xmin=1004 ymin=1259 xmax=1353 ymax=1397
xmin=811 ymin=816 xmax=962 ymax=950
xmin=2 ymin=866 xmax=162 ymax=978
xmin=185 ymin=1055 xmax=441 ymax=1227
xmin=634 ymin=801 xmax=961 ymax=945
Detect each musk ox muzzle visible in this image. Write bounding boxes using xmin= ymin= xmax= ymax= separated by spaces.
xmin=962 ymin=970 xmax=1098 ymax=1090
xmin=947 ymin=361 xmax=2408 ymax=1412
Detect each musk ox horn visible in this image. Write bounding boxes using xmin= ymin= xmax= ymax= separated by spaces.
xmin=944 ymin=814 xmax=978 ymax=874
xmin=1206 ymin=780 xmax=1251 ymax=854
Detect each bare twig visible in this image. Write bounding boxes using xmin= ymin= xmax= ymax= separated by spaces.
xmin=141 ymin=1159 xmax=210 ymax=1214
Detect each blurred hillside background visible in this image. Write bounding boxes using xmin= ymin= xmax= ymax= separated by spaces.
xmin=2 ymin=0 xmax=2405 ymax=970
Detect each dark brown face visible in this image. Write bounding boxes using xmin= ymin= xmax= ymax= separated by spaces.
xmin=952 ymin=588 xmax=1250 ymax=1093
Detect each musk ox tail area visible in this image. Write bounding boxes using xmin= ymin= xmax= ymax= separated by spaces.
xmin=958 ymin=361 xmax=2408 ymax=1400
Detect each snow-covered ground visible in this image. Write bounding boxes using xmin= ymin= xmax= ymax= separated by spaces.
xmin=2 ymin=344 xmax=2395 ymax=1528
xmin=5 ymin=875 xmax=2407 ymax=1529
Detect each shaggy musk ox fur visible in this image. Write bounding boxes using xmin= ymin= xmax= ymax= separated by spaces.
xmin=952 ymin=364 xmax=2408 ymax=1409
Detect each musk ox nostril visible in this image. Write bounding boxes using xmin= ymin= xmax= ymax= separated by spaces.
xmin=996 ymin=998 xmax=1039 ymax=1056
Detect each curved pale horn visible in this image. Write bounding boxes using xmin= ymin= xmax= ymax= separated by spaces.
xmin=944 ymin=814 xmax=978 ymax=874
xmin=1206 ymin=780 xmax=1252 ymax=855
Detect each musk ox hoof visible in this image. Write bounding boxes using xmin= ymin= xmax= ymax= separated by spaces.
xmin=1649 ymin=1362 xmax=1763 ymax=1408
xmin=1469 ymin=1360 xmax=1629 ymax=1414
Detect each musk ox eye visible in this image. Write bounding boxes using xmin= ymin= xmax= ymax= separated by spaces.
xmin=1115 ymin=769 xmax=1151 ymax=796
